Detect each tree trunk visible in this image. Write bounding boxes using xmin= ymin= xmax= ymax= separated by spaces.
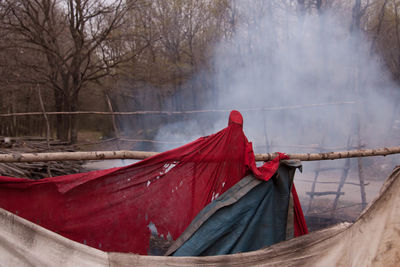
xmin=54 ymin=90 xmax=70 ymax=142
xmin=69 ymin=94 xmax=79 ymax=144
xmin=350 ymin=0 xmax=362 ymax=33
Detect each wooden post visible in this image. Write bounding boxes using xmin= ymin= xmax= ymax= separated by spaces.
xmin=307 ymin=135 xmax=326 ymax=214
xmin=356 ymin=120 xmax=367 ymax=210
xmin=37 ymin=85 xmax=52 ymax=177
xmin=307 ymin=154 xmax=321 ymax=214
xmin=331 ymin=158 xmax=351 ymax=217
xmin=331 ymin=136 xmax=352 ymax=217
xmin=105 ymin=92 xmax=120 ymax=138
xmin=9 ymin=89 xmax=16 ymax=136
xmin=37 ymin=86 xmax=51 ymax=148
xmin=357 ymin=157 xmax=367 ymax=209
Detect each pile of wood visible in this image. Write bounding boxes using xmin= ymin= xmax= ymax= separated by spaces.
xmin=0 ymin=137 xmax=85 ymax=180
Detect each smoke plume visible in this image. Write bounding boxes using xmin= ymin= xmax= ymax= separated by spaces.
xmin=158 ymin=3 xmax=398 ymax=153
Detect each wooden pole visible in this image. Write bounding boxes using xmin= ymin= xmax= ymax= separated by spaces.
xmin=307 ymin=135 xmax=326 ymax=214
xmin=256 ymin=146 xmax=400 ymax=161
xmin=1 ymin=146 xmax=400 ymax=163
xmin=357 ymin=126 xmax=367 ymax=210
xmin=0 ymin=101 xmax=357 ymax=117
xmin=358 ymin=157 xmax=367 ymax=209
xmin=37 ymin=85 xmax=52 ymax=177
xmin=331 ymin=157 xmax=351 ymax=217
xmin=331 ymin=136 xmax=352 ymax=217
xmin=0 ymin=151 xmax=158 ymax=163
xmin=105 ymin=91 xmax=120 ymax=138
xmin=37 ymin=86 xmax=51 ymax=148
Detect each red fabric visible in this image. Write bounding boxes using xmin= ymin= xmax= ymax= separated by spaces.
xmin=292 ymin=184 xmax=309 ymax=236
xmin=258 ymin=152 xmax=289 ymax=180
xmin=0 ymin=110 xmax=307 ymax=254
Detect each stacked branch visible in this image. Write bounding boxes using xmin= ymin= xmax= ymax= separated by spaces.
xmin=0 ymin=138 xmax=85 ymax=179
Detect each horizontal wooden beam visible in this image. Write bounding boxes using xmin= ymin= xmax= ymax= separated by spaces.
xmin=0 ymin=151 xmax=158 ymax=163
xmin=0 ymin=146 xmax=399 ymax=163
xmin=306 ymin=191 xmax=345 ymax=197
xmin=0 ymin=101 xmax=356 ymax=117
xmin=257 ymin=146 xmax=400 ymax=161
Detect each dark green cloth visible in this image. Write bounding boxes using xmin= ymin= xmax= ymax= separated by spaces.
xmin=170 ymin=161 xmax=300 ymax=256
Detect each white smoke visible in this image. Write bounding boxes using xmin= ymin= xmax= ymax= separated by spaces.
xmin=149 ymin=2 xmax=400 ymax=223
xmin=153 ymin=1 xmax=400 ymax=199
xmin=157 ymin=3 xmax=399 ymax=154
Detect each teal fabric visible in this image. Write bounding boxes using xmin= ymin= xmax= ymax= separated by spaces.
xmin=172 ymin=162 xmax=298 ymax=256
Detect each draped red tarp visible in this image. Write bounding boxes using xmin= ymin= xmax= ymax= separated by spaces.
xmin=0 ymin=110 xmax=307 ymax=255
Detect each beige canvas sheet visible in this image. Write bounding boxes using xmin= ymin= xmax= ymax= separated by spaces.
xmin=1 ymin=166 xmax=400 ymax=266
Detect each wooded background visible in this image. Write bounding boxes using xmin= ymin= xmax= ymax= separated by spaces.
xmin=0 ymin=0 xmax=399 ymax=145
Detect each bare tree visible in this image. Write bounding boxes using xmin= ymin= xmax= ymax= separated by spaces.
xmin=0 ymin=0 xmax=141 ymax=143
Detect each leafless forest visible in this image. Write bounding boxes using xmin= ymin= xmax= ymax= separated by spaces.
xmin=0 ymin=0 xmax=235 ymax=143
xmin=0 ymin=0 xmax=399 ymax=145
